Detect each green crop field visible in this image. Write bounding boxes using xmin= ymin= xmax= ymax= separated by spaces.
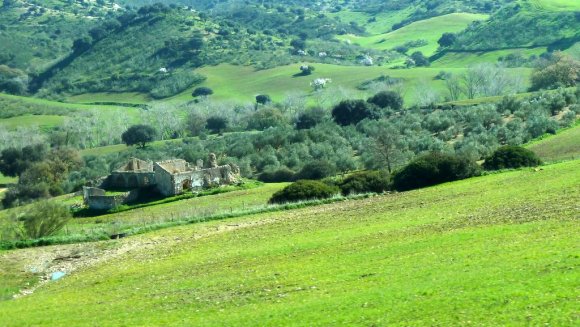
xmin=0 ymin=159 xmax=577 ymax=325
xmin=527 ymin=123 xmax=580 ymax=162
xmin=337 ymin=13 xmax=489 ymax=57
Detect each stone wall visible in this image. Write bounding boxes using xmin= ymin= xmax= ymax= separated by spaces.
xmin=106 ymin=172 xmax=156 ymax=190
xmin=83 ymin=187 xmax=140 ymax=210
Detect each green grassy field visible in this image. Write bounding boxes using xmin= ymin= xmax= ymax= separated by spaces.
xmin=0 ymin=115 xmax=65 ymax=130
xmin=0 ymin=94 xmax=142 ymax=128
xmin=0 ymin=159 xmax=577 ymax=325
xmin=62 ymin=182 xmax=288 ymax=235
xmin=527 ymin=123 xmax=580 ymax=162
xmin=528 ymin=0 xmax=580 ymax=11
xmin=0 ymin=174 xmax=16 ymax=185
xmin=66 ymin=92 xmax=151 ymax=105
xmin=328 ymin=8 xmax=414 ymax=35
xmin=431 ymin=47 xmax=546 ymax=68
xmin=337 ymin=13 xmax=489 ymax=57
xmin=165 ymin=63 xmax=531 ymax=104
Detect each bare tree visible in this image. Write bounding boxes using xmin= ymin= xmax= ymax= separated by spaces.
xmin=445 ymin=74 xmax=463 ymax=101
xmin=414 ymin=79 xmax=440 ymax=107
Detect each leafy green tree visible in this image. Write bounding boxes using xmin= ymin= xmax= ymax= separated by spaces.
xmin=483 ymin=146 xmax=541 ymax=170
xmin=438 ymin=33 xmax=457 ymax=47
xmin=248 ymin=108 xmax=287 ymax=130
xmin=256 ymin=94 xmax=272 ymax=105
xmin=410 ymin=51 xmax=430 ymax=67
xmin=0 ymin=144 xmax=47 ymax=177
xmin=338 ymin=171 xmax=391 ymax=196
xmin=367 ymin=91 xmax=403 ymax=110
xmin=206 ymin=116 xmax=228 ymax=134
xmin=331 ymin=99 xmax=378 ymax=126
xmin=294 ymin=160 xmax=337 ymax=180
xmin=531 ymin=52 xmax=579 ymax=90
xmin=192 ymin=87 xmax=213 ymax=97
xmin=295 ymin=107 xmax=326 ymax=129
xmin=121 ymin=125 xmax=158 ymax=148
xmin=392 ymin=152 xmax=481 ymax=191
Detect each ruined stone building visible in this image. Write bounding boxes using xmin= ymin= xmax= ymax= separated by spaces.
xmin=83 ymin=154 xmax=241 ymax=210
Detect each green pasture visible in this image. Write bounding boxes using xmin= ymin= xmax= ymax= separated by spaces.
xmin=0 ymin=93 xmax=143 ymax=125
xmin=528 ymin=0 xmax=580 ymax=11
xmin=0 ymin=115 xmax=64 ymax=130
xmin=0 ymin=174 xmax=16 ymax=185
xmin=431 ymin=47 xmax=546 ymax=68
xmin=67 ymin=92 xmax=150 ymax=105
xmin=64 ymin=182 xmax=288 ymax=235
xmin=328 ymin=8 xmax=415 ymax=35
xmin=526 ymin=123 xmax=580 ymax=162
xmin=0 ymin=159 xmax=577 ymax=325
xmin=337 ymin=13 xmax=489 ymax=57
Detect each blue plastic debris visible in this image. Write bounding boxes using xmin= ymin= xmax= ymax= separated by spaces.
xmin=51 ymin=271 xmax=66 ymax=281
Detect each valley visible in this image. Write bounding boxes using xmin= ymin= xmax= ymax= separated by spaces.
xmin=0 ymin=1 xmax=578 ymax=325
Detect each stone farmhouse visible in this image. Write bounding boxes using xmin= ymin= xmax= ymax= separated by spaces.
xmin=83 ymin=154 xmax=241 ymax=210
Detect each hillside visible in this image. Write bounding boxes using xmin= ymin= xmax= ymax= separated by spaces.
xmin=0 ymin=159 xmax=577 ymax=325
xmin=451 ymin=1 xmax=580 ymax=51
xmin=526 ymin=123 xmax=580 ymax=162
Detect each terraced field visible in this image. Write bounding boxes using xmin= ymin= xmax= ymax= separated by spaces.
xmin=0 ymin=160 xmax=577 ymax=325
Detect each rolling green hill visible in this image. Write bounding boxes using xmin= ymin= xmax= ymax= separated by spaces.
xmin=0 ymin=159 xmax=577 ymax=325
xmin=526 ymin=123 xmax=580 ymax=162
xmin=338 ymin=13 xmax=489 ymax=57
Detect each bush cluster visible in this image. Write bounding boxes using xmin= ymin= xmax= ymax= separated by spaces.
xmin=269 ymin=180 xmax=339 ymax=204
xmin=392 ymin=152 xmax=481 ymax=191
xmin=483 ymin=146 xmax=542 ymax=170
xmin=337 ymin=171 xmax=391 ymax=195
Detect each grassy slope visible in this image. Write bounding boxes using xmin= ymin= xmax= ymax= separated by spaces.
xmin=0 ymin=93 xmax=142 ymax=128
xmin=169 ymin=63 xmax=531 ymax=104
xmin=0 ymin=160 xmax=577 ymax=325
xmin=0 ymin=174 xmax=16 ymax=185
xmin=529 ymin=0 xmax=580 ymax=11
xmin=64 ymin=183 xmax=288 ymax=235
xmin=0 ymin=115 xmax=64 ymax=130
xmin=328 ymin=8 xmax=415 ymax=35
xmin=526 ymin=123 xmax=580 ymax=162
xmin=338 ymin=13 xmax=489 ymax=57
xmin=431 ymin=47 xmax=546 ymax=67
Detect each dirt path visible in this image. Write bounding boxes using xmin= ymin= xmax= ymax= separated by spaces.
xmin=3 ymin=214 xmax=282 ymax=299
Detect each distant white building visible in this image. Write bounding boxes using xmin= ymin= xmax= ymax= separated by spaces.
xmin=159 ymin=67 xmax=168 ymax=73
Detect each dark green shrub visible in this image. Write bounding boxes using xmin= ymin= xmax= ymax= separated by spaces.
xmin=206 ymin=116 xmax=228 ymax=134
xmin=269 ymin=180 xmax=339 ymax=204
xmin=338 ymin=171 xmax=391 ymax=195
xmin=483 ymin=146 xmax=542 ymax=170
xmin=367 ymin=90 xmax=403 ymax=110
xmin=393 ymin=152 xmax=481 ymax=191
xmin=332 ymin=99 xmax=378 ymax=126
xmin=192 ymin=87 xmax=213 ymax=97
xmin=258 ymin=167 xmax=296 ymax=183
xmin=294 ymin=161 xmax=337 ymax=180
xmin=295 ymin=107 xmax=326 ymax=129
